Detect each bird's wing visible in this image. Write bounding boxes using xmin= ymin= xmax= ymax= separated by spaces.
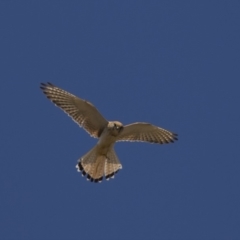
xmin=40 ymin=82 xmax=108 ymax=138
xmin=117 ymin=122 xmax=178 ymax=144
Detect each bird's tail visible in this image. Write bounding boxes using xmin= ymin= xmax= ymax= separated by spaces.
xmin=76 ymin=146 xmax=122 ymax=183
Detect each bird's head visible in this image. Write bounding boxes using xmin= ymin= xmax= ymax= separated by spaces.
xmin=108 ymin=121 xmax=123 ymax=136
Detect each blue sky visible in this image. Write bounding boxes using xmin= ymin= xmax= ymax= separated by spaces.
xmin=1 ymin=1 xmax=240 ymax=239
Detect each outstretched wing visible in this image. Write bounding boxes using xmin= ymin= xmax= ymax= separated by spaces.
xmin=40 ymin=82 xmax=108 ymax=138
xmin=117 ymin=122 xmax=178 ymax=144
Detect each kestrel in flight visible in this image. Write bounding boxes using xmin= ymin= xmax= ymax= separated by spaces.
xmin=40 ymin=83 xmax=178 ymax=183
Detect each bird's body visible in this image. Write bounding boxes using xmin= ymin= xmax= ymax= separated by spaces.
xmin=77 ymin=121 xmax=124 ymax=182
xmin=98 ymin=122 xmax=123 ymax=148
xmin=40 ymin=82 xmax=178 ymax=183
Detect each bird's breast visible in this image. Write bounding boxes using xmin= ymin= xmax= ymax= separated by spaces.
xmin=96 ymin=131 xmax=117 ymax=155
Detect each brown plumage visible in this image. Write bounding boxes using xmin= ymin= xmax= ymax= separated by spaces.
xmin=40 ymin=82 xmax=178 ymax=183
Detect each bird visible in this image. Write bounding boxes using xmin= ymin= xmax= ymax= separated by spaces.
xmin=40 ymin=82 xmax=178 ymax=183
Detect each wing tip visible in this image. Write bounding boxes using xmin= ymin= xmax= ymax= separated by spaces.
xmin=172 ymin=133 xmax=178 ymax=141
xmin=40 ymin=82 xmax=55 ymax=90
